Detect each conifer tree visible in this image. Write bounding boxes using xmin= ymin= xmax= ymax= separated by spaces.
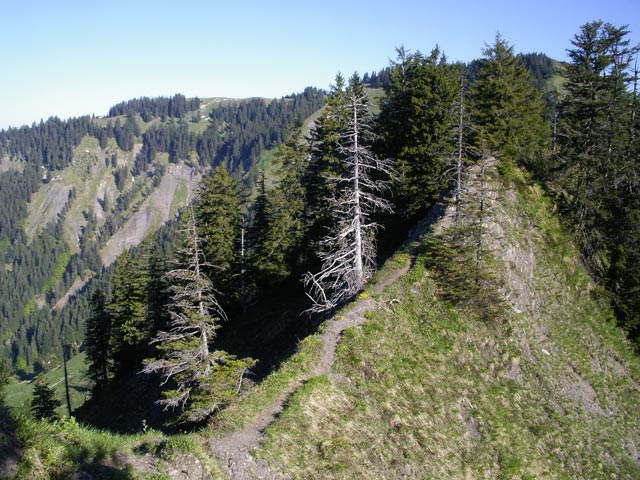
xmin=304 ymin=74 xmax=350 ymax=265
xmin=426 ymin=154 xmax=503 ymax=320
xmin=556 ymin=21 xmax=639 ymax=267
xmin=469 ymin=33 xmax=549 ymax=166
xmin=108 ymin=249 xmax=149 ymax=376
xmin=31 ymin=377 xmax=59 ymax=421
xmin=444 ymin=67 xmax=475 ymax=224
xmin=142 ymin=210 xmax=255 ymax=423
xmin=376 ymin=46 xmax=456 ymax=223
xmin=304 ymin=74 xmax=394 ymax=312
xmin=555 ymin=21 xmax=640 ymax=343
xmin=84 ymin=290 xmax=111 ymax=391
xmin=0 ymin=358 xmax=11 ymax=410
xmin=249 ymin=135 xmax=308 ymax=289
xmin=193 ymin=165 xmax=243 ymax=305
xmin=142 ymin=240 xmax=171 ymax=334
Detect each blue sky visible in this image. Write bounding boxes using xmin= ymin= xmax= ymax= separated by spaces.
xmin=1 ymin=0 xmax=638 ymax=129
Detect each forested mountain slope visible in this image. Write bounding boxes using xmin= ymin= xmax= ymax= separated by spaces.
xmin=6 ymin=157 xmax=638 ymax=479
xmin=0 ymin=90 xmax=325 ymax=375
xmin=1 ymin=20 xmax=638 ymax=479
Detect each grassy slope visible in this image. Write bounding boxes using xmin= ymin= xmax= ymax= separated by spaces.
xmin=12 ymin=95 xmax=640 ymax=478
xmin=245 ymin=167 xmax=640 ymax=479
xmin=8 ymin=165 xmax=640 ymax=479
xmin=3 ymin=352 xmax=91 ymax=416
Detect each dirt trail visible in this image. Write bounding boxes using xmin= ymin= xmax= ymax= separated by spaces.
xmin=208 ymin=207 xmax=441 ymax=480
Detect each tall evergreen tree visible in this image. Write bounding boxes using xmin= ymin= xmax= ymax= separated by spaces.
xmin=31 ymin=376 xmax=59 ymax=421
xmin=304 ymin=74 xmax=350 ymax=266
xmin=554 ymin=21 xmax=640 ymax=343
xmin=193 ymin=165 xmax=243 ymax=306
xmin=376 ymin=46 xmax=456 ymax=223
xmin=0 ymin=358 xmax=11 ymax=413
xmin=139 ymin=239 xmax=171 ymax=334
xmin=108 ymin=249 xmax=150 ymax=376
xmin=426 ymin=154 xmax=504 ymax=321
xmin=469 ymin=33 xmax=549 ymax=166
xmin=84 ymin=290 xmax=111 ymax=391
xmin=249 ymin=135 xmax=308 ymax=289
xmin=556 ymin=21 xmax=639 ymax=267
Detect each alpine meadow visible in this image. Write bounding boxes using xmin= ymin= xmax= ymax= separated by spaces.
xmin=1 ymin=18 xmax=640 ymax=480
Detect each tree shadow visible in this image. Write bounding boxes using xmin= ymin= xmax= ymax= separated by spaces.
xmin=217 ymin=279 xmax=318 ymax=382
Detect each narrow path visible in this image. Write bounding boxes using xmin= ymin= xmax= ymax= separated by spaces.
xmin=208 ymin=207 xmax=441 ymax=479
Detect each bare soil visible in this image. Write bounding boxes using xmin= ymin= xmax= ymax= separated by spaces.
xmin=101 ymin=163 xmax=197 ymax=266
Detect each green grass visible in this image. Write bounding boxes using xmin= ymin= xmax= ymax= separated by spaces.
xmin=365 ymin=86 xmax=385 ymax=115
xmin=4 ymin=352 xmax=91 ymax=416
xmin=251 ymin=163 xmax=640 ymax=479
xmin=169 ymin=179 xmax=189 ymax=218
xmin=209 ymin=332 xmax=324 ymax=435
xmin=9 ymin=160 xmax=640 ymax=479
xmin=13 ymin=416 xmax=223 ymax=479
xmin=6 ymin=362 xmax=223 ymax=478
xmin=300 ymin=105 xmax=325 ymax=141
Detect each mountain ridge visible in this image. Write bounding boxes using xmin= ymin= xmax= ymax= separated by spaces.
xmin=214 ymin=159 xmax=640 ymax=478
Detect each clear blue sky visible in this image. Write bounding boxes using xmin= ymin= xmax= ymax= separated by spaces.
xmin=1 ymin=0 xmax=638 ymax=129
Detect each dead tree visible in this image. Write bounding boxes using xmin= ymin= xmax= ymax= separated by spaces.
xmin=304 ymin=77 xmax=394 ymax=313
xmin=440 ymin=69 xmax=476 ymax=227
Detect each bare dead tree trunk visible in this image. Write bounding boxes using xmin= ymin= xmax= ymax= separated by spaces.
xmin=455 ymin=72 xmax=465 ymax=226
xmin=476 ymin=155 xmax=487 ymax=273
xmin=352 ymin=96 xmax=364 ymax=285
xmin=304 ymin=79 xmax=394 ymax=313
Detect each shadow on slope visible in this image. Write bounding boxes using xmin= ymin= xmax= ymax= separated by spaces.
xmin=73 ymin=279 xmax=318 ymax=433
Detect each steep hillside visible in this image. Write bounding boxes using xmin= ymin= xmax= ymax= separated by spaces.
xmin=0 ymin=89 xmax=325 ymax=375
xmin=100 ymin=161 xmax=196 ymax=267
xmin=206 ymin=162 xmax=640 ymax=479
xmin=5 ymin=159 xmax=640 ymax=480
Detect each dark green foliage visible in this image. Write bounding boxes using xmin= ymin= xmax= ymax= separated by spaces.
xmin=0 ymin=115 xmax=138 ymax=171
xmin=303 ymin=74 xmax=394 ymax=312
xmin=362 ymin=68 xmax=392 ymax=88
xmin=134 ymin=122 xmax=196 ymax=174
xmin=425 ymin=158 xmax=504 ymax=321
xmin=31 ymin=376 xmax=59 ymax=420
xmin=143 ymin=211 xmax=255 ymax=424
xmin=112 ymin=118 xmax=136 ymax=151
xmin=249 ymin=136 xmax=308 ymax=289
xmin=0 ymin=86 xmax=324 ymax=374
xmin=552 ymin=21 xmax=640 ymax=345
xmin=206 ymin=88 xmax=325 ymax=176
xmin=0 ymin=114 xmax=144 ymax=372
xmin=555 ymin=21 xmax=638 ymax=267
xmin=469 ymin=34 xmax=549 ymax=167
xmin=129 ymin=89 xmax=325 ymax=182
xmin=108 ymin=94 xmax=200 ymax=121
xmin=376 ymin=46 xmax=457 ymax=224
xmin=303 ymin=74 xmax=351 ymax=266
xmin=0 ymin=358 xmax=10 ymax=410
xmin=193 ymin=165 xmax=244 ymax=306
xmin=144 ymin=242 xmax=171 ymax=334
xmin=84 ymin=290 xmax=111 ymax=391
xmin=0 ymin=167 xmax=39 ymax=244
xmin=0 ymin=220 xmax=75 ymax=373
xmin=108 ymin=250 xmax=150 ymax=376
xmin=518 ymin=52 xmax=555 ymax=89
